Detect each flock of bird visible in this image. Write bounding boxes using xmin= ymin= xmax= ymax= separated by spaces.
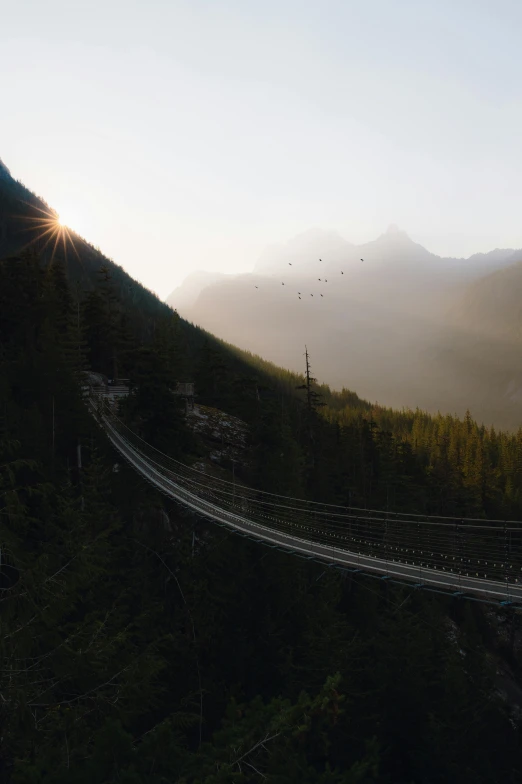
xmin=254 ymin=257 xmax=364 ymax=299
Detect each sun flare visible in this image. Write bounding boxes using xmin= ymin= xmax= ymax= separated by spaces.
xmin=16 ymin=200 xmax=83 ymax=265
xmin=55 ymin=207 xmax=78 ymax=231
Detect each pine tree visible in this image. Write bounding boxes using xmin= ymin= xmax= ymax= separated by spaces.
xmin=295 ymin=346 xmax=326 ymax=492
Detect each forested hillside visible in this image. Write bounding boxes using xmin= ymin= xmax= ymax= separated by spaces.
xmin=449 ymin=258 xmax=522 ymax=340
xmin=2 ymin=169 xmax=522 ymax=781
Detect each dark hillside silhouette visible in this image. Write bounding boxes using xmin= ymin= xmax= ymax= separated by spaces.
xmin=2 ymin=158 xmax=522 ymax=781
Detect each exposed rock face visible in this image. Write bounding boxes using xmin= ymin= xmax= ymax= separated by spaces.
xmin=186 ymin=404 xmax=250 ymax=473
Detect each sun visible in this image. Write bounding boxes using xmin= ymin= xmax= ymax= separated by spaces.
xmin=55 ymin=207 xmax=78 ymax=231
xmin=15 ymin=200 xmax=83 ymax=265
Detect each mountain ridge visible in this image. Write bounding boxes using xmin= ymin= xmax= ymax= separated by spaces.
xmin=168 ymin=227 xmax=522 ymax=310
xmin=449 ymin=258 xmax=522 ymax=340
xmin=166 ymin=226 xmax=522 ymax=430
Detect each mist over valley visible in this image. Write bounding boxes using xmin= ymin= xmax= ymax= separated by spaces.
xmin=168 ymin=225 xmax=522 ymax=429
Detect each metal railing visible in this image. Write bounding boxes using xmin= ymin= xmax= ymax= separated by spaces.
xmin=88 ymin=394 xmax=522 ymax=606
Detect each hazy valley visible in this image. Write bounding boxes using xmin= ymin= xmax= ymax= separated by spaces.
xmin=168 ymin=226 xmax=522 ymax=429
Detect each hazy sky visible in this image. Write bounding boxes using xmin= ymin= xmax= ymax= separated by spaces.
xmin=3 ymin=0 xmax=522 ymax=297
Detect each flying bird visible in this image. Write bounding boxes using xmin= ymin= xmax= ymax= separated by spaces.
xmin=360 ymin=258 xmax=364 ymax=262
xmin=341 ymin=271 xmax=344 ymax=274
xmin=310 ymin=293 xmax=314 ymax=297
xmin=288 ymin=262 xmax=292 ymax=265
xmin=282 ymin=282 xmax=284 ymax=285
xmin=255 ymin=285 xmax=258 ymax=288
xmin=318 ymin=278 xmax=322 ymax=281
xmin=325 ymin=279 xmax=327 ymax=283
xmin=319 ymin=258 xmax=322 ymax=262
xmin=298 ymin=296 xmax=301 ymax=299
xmin=320 ymin=294 xmax=323 ymax=297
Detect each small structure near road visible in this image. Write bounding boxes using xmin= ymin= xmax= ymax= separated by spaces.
xmin=174 ymin=381 xmax=195 ymax=411
xmin=107 ymin=378 xmax=130 ymax=401
xmin=81 ymin=371 xmax=130 ymax=407
xmin=83 ymin=373 xmax=196 ymax=412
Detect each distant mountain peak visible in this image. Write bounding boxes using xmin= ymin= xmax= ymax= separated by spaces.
xmin=372 ymin=224 xmax=415 ymax=247
xmin=381 ymin=223 xmax=410 ymax=239
xmin=253 ymin=227 xmax=353 ymax=274
xmin=0 ymin=157 xmax=12 ymax=181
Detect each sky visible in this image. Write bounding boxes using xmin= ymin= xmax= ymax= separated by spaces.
xmin=3 ymin=0 xmax=522 ymax=298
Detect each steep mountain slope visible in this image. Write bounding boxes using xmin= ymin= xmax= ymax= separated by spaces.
xmin=429 ymin=258 xmax=522 ymax=418
xmin=0 ymin=156 xmax=12 ymax=180
xmin=3 ymin=161 xmax=522 ymax=782
xmin=0 ymin=161 xmax=161 ymax=314
xmin=2 ymin=154 xmax=521 ymax=432
xmin=449 ymin=258 xmax=522 ymax=340
xmin=0 ymin=156 xmax=373 ymax=413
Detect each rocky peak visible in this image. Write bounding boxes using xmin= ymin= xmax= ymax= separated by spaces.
xmin=377 ymin=224 xmax=412 ymax=243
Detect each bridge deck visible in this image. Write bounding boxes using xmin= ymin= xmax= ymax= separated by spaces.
xmin=89 ymin=399 xmax=522 ymax=606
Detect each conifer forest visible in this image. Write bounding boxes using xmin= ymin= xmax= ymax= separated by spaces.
xmin=2 ymin=175 xmax=522 ymax=783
